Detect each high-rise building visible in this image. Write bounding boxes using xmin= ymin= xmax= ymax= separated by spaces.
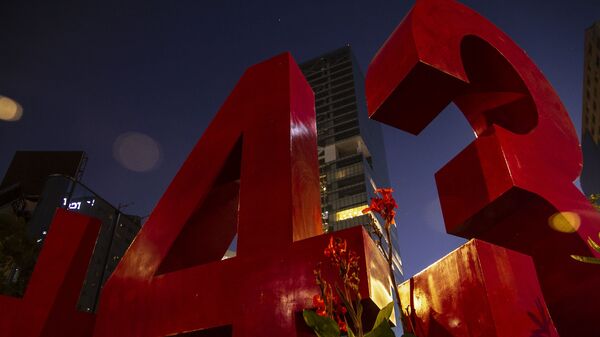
xmin=581 ymin=21 xmax=600 ymax=196
xmin=300 ymin=46 xmax=403 ymax=278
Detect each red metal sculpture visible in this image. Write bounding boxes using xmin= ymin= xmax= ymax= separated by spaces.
xmin=92 ymin=53 xmax=392 ymax=337
xmin=366 ymin=0 xmax=600 ymax=335
xmin=0 ymin=209 xmax=100 ymax=337
xmin=2 ymin=1 xmax=596 ymax=335
xmin=399 ymin=240 xmax=560 ymax=337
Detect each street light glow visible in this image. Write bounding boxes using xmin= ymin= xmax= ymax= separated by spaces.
xmin=0 ymin=95 xmax=23 ymax=121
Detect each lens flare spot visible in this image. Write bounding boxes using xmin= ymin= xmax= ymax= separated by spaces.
xmin=448 ymin=317 xmax=461 ymax=328
xmin=113 ymin=132 xmax=161 ymax=172
xmin=412 ymin=288 xmax=429 ymax=316
xmin=548 ymin=211 xmax=580 ymax=233
xmin=0 ymin=96 xmax=23 ymax=121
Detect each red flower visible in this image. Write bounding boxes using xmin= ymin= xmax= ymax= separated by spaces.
xmin=309 ymin=236 xmax=360 ymax=335
xmin=324 ymin=236 xmax=335 ymax=258
xmin=313 ymin=294 xmax=324 ymax=308
xmin=362 ymin=187 xmax=397 ymax=229
xmin=324 ymin=236 xmax=348 ymax=267
xmin=312 ymin=291 xmax=329 ymax=317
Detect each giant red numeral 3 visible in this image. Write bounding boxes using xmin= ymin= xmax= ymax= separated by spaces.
xmin=93 ymin=53 xmax=391 ymax=337
xmin=366 ymin=0 xmax=600 ymax=335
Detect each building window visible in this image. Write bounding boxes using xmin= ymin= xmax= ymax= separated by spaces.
xmin=335 ymin=204 xmax=369 ymax=221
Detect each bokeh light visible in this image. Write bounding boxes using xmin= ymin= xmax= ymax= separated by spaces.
xmin=548 ymin=211 xmax=581 ymax=233
xmin=113 ymin=132 xmax=161 ymax=172
xmin=0 ymin=96 xmax=23 ymax=122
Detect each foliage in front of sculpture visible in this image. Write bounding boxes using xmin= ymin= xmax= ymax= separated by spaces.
xmin=362 ymin=188 xmax=416 ymax=336
xmin=303 ymin=300 xmax=396 ymax=337
xmin=304 ymin=187 xmax=418 ymax=337
xmin=570 ymin=194 xmax=600 ymax=265
xmin=570 ymin=233 xmax=600 ymax=265
xmin=303 ymin=236 xmax=398 ymax=337
xmin=0 ymin=212 xmax=38 ymax=297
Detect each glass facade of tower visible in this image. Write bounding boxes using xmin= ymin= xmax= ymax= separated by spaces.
xmin=300 ymin=46 xmax=403 ymax=277
xmin=581 ymin=22 xmax=600 ymax=196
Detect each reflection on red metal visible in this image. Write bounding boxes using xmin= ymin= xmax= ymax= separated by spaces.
xmin=398 ymin=240 xmax=560 ymax=337
xmin=366 ymin=0 xmax=600 ymax=335
xmin=92 ymin=53 xmax=392 ymax=337
xmin=0 ymin=209 xmax=100 ymax=337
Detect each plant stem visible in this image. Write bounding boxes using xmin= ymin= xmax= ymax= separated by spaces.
xmin=337 ymin=283 xmax=363 ymax=337
xmin=385 ymin=226 xmax=417 ymax=335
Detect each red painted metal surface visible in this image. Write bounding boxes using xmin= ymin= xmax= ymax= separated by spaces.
xmin=0 ymin=209 xmax=100 ymax=337
xmin=366 ymin=0 xmax=600 ymax=335
xmin=398 ymin=239 xmax=560 ymax=337
xmin=92 ymin=53 xmax=392 ymax=337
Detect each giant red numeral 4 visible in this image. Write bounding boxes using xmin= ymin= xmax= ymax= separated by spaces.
xmin=365 ymin=0 xmax=600 ymax=335
xmin=93 ymin=53 xmax=391 ymax=337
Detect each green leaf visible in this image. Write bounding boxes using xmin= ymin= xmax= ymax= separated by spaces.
xmin=357 ymin=295 xmax=363 ymax=324
xmin=303 ymin=310 xmax=340 ymax=337
xmin=588 ymin=236 xmax=600 ymax=254
xmin=571 ymin=254 xmax=600 ymax=265
xmin=372 ymin=301 xmax=395 ymax=331
xmin=364 ymin=319 xmax=395 ymax=337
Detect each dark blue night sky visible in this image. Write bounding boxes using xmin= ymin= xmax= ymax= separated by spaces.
xmin=1 ymin=0 xmax=599 ymax=278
